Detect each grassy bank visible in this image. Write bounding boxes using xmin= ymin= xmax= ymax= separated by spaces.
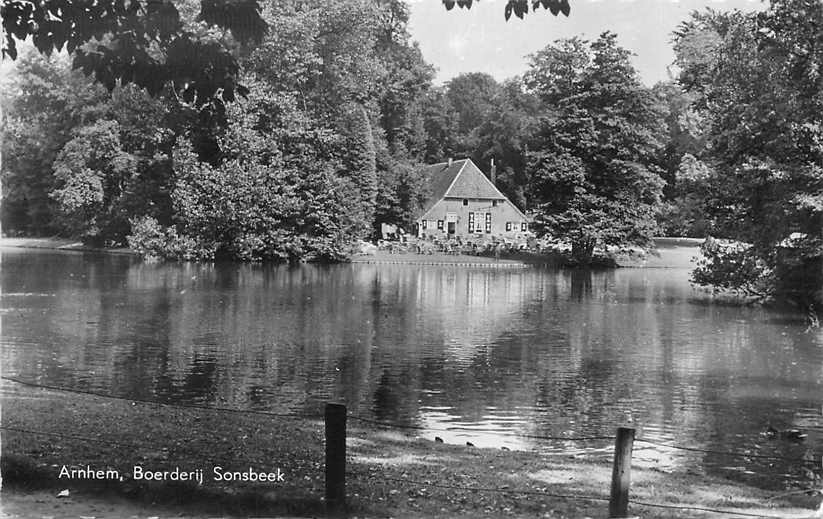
xmin=0 ymin=237 xmax=136 ymax=255
xmin=2 ymin=380 xmax=819 ymax=518
xmin=1 ymin=236 xmax=703 ymax=270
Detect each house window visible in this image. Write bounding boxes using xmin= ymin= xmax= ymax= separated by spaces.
xmin=422 ymin=220 xmax=427 ymax=230
xmin=468 ymin=212 xmax=475 ymax=233
xmin=437 ymin=220 xmax=444 ymax=230
xmin=521 ymin=222 xmax=528 ymax=232
xmin=505 ymin=222 xmax=511 ymax=232
xmin=462 ymin=199 xmax=468 ymax=206
xmin=485 ymin=213 xmax=491 ymax=233
xmin=492 ymin=200 xmax=498 ymax=207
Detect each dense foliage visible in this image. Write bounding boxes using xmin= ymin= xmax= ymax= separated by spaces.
xmin=1 ymin=0 xmax=819 ymax=320
xmin=2 ymin=0 xmax=441 ymax=261
xmin=525 ymin=33 xmax=666 ymax=264
xmin=2 ymin=50 xmax=107 ymax=234
xmin=673 ymin=0 xmax=823 ymax=316
xmin=1 ymin=48 xmax=175 ymax=243
xmin=2 ymin=0 xmax=267 ymax=117
xmin=167 ymin=107 xmax=362 ymax=262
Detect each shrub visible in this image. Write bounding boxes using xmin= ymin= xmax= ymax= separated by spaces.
xmin=127 ymin=216 xmax=215 ymax=261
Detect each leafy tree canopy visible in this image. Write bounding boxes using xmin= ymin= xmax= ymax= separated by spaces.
xmin=443 ymin=0 xmax=570 ymax=20
xmin=1 ymin=0 xmax=569 ymax=118
xmin=526 ymin=32 xmax=667 ymax=265
xmin=2 ymin=0 xmax=267 ymax=111
xmin=674 ymin=0 xmax=823 ymax=315
xmin=446 ymin=72 xmax=502 ymax=135
xmin=1 ymin=47 xmax=177 ymax=241
xmin=154 ymin=75 xmax=367 ymax=262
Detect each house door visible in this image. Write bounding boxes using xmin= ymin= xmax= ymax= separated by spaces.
xmin=446 ymin=213 xmax=457 ymax=235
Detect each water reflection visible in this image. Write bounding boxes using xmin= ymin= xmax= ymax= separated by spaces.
xmin=1 ymin=247 xmax=822 ymax=488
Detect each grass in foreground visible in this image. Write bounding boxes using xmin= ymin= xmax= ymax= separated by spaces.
xmin=1 ymin=380 xmax=820 ymax=518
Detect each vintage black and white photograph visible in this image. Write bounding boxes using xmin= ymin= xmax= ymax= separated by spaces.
xmin=1 ymin=0 xmax=822 ymax=517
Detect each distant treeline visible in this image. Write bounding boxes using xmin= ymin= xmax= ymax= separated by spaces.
xmin=1 ymin=0 xmax=819 ymax=315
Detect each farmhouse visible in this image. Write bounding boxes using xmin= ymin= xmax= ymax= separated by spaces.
xmin=415 ymin=158 xmax=530 ymax=240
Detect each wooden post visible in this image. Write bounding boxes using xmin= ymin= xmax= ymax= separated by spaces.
xmin=325 ymin=403 xmax=347 ymax=514
xmin=609 ymin=427 xmax=636 ymax=518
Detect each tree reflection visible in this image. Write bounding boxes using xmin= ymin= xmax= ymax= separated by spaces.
xmin=569 ymin=269 xmax=592 ymax=302
xmin=2 ymin=249 xmax=822 ymax=488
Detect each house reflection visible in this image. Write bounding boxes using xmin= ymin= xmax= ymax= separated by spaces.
xmin=2 ymin=249 xmax=822 ymax=485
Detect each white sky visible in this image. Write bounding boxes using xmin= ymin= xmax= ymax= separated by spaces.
xmin=0 ymin=1 xmax=766 ymax=88
xmin=406 ymin=0 xmax=766 ymax=85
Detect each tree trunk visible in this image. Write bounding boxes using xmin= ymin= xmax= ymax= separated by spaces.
xmin=571 ymin=238 xmax=595 ymax=266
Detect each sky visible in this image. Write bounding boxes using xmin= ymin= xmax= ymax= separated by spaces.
xmin=406 ymin=0 xmax=765 ymax=86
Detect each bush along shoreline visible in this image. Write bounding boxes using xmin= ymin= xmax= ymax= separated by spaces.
xmin=2 ymin=234 xmax=818 ymax=326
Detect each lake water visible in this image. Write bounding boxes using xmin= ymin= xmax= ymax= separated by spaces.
xmin=2 ymin=245 xmax=821 ymax=489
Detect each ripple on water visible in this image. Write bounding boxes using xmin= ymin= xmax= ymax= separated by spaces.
xmin=1 ymin=248 xmax=821 ymax=488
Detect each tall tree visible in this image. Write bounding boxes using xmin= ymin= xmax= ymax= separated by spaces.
xmin=373 ymin=0 xmax=435 ymax=158
xmin=470 ymin=78 xmax=540 ymax=210
xmin=50 ymin=120 xmax=136 ymax=241
xmin=338 ymin=103 xmax=378 ymax=238
xmin=526 ymin=33 xmax=666 ymax=265
xmin=373 ymin=157 xmax=429 ymax=233
xmin=1 ymin=49 xmax=107 ymax=234
xmin=246 ymin=0 xmax=384 ymax=120
xmin=446 ymin=72 xmax=502 ymax=136
xmin=2 ymin=48 xmax=175 ymax=240
xmin=523 ymin=37 xmax=589 ymax=105
xmin=368 ymin=0 xmax=436 ymax=234
xmin=161 ymin=77 xmax=365 ymax=262
xmin=651 ymin=81 xmax=712 ymax=237
xmin=420 ymin=87 xmax=460 ymax=163
xmin=674 ymin=2 xmax=823 ymax=317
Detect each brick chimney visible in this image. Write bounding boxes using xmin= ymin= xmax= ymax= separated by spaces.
xmin=490 ymin=157 xmax=497 ymax=186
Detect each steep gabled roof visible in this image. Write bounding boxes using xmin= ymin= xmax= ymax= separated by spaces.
xmin=420 ymin=159 xmax=468 ymax=212
xmin=418 ymin=159 xmax=509 ymax=219
xmin=448 ymin=160 xmax=508 ymax=200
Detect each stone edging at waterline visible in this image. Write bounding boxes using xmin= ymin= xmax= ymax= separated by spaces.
xmin=350 ymin=258 xmax=529 ymax=267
